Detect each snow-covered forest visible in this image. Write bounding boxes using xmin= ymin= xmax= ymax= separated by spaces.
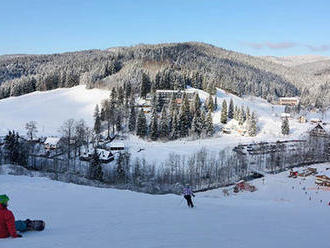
xmin=1 ymin=42 xmax=329 ymax=108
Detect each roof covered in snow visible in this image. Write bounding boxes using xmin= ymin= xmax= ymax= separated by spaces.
xmin=44 ymin=137 xmax=60 ymax=145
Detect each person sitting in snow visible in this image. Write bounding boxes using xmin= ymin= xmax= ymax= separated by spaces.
xmin=183 ymin=185 xmax=195 ymax=208
xmin=0 ymin=194 xmax=24 ymax=238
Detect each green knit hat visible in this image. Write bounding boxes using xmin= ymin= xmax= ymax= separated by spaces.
xmin=0 ymin=195 xmax=9 ymax=204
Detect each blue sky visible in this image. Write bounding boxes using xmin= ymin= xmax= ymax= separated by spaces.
xmin=1 ymin=0 xmax=329 ymax=56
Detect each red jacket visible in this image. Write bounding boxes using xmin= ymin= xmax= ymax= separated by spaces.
xmin=0 ymin=204 xmax=18 ymax=238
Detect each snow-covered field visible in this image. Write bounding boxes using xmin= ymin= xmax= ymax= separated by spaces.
xmin=1 ymin=163 xmax=329 ymax=248
xmin=0 ymin=85 xmax=109 ymax=136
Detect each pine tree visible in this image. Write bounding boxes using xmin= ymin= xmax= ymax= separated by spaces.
xmin=178 ymin=93 xmax=191 ymax=137
xmin=220 ymin=100 xmax=228 ymax=124
xmin=206 ymin=94 xmax=214 ymax=112
xmin=228 ymin=99 xmax=234 ymax=119
xmin=169 ymin=93 xmax=178 ymax=116
xmin=136 ymin=109 xmax=147 ymax=138
xmin=116 ymin=153 xmax=126 ymax=184
xmin=94 ymin=104 xmax=101 ymax=135
xmin=199 ymin=110 xmax=207 ymax=136
xmin=170 ymin=109 xmax=179 ymax=140
xmin=191 ymin=93 xmax=201 ymax=117
xmin=214 ymin=96 xmax=218 ymax=111
xmin=116 ymin=113 xmax=122 ymax=133
xmin=281 ymin=117 xmax=290 ymax=135
xmin=149 ymin=108 xmax=159 ymax=140
xmin=205 ymin=110 xmax=214 ymax=136
xmin=248 ymin=112 xmax=257 ymax=137
xmin=140 ymin=72 xmax=150 ymax=99
xmin=110 ymin=88 xmax=117 ymax=104
xmin=191 ymin=111 xmax=201 ymax=136
xmin=238 ymin=106 xmax=245 ymax=126
xmin=117 ymin=86 xmax=124 ymax=105
xmin=246 ymin=106 xmax=251 ymax=121
xmin=89 ymin=150 xmax=103 ymax=181
xmin=159 ymin=106 xmax=169 ymax=139
xmin=234 ymin=105 xmax=239 ymax=120
xmin=128 ymin=106 xmax=136 ymax=132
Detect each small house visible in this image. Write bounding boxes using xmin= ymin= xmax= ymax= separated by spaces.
xmin=110 ymin=142 xmax=125 ymax=151
xmin=309 ymin=124 xmax=329 ymax=138
xmin=315 ymin=175 xmax=330 ymax=186
xmin=279 ymin=97 xmax=300 ymax=106
xmin=44 ymin=137 xmax=61 ymax=150
xmin=80 ymin=148 xmax=114 ymax=163
xmin=310 ymin=118 xmax=322 ymax=124
xmin=297 ymin=116 xmax=307 ymax=123
xmin=280 ymin=113 xmax=291 ymax=119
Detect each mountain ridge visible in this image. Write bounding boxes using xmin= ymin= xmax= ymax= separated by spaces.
xmin=0 ymin=42 xmax=329 ymax=107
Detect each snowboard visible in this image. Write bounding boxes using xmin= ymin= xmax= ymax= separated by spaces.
xmin=25 ymin=219 xmax=46 ymax=231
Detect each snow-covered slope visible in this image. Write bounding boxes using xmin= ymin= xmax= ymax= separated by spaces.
xmin=1 ymin=163 xmax=329 ymax=248
xmin=0 ymin=85 xmax=109 ymax=136
xmin=1 ymin=84 xmax=328 ymax=165
xmin=262 ymin=55 xmax=330 ymax=67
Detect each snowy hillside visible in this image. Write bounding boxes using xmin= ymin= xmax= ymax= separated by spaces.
xmin=262 ymin=54 xmax=330 ymax=67
xmin=0 ymin=85 xmax=109 ymax=136
xmin=126 ymin=88 xmax=329 ymax=164
xmin=1 ymin=163 xmax=329 ymax=248
xmin=0 ymin=84 xmax=328 ymax=166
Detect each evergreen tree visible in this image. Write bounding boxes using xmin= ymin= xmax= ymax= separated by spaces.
xmin=220 ymin=100 xmax=228 ymax=124
xmin=93 ymin=104 xmax=101 ymax=135
xmin=191 ymin=93 xmax=201 ymax=117
xmin=248 ymin=112 xmax=257 ymax=137
xmin=281 ymin=117 xmax=290 ymax=135
xmin=116 ymin=153 xmax=126 ymax=184
xmin=234 ymin=105 xmax=239 ymax=120
xmin=205 ymin=110 xmax=214 ymax=136
xmin=191 ymin=111 xmax=201 ymax=136
xmin=128 ymin=106 xmax=136 ymax=132
xmin=149 ymin=108 xmax=159 ymax=140
xmin=110 ymin=88 xmax=117 ymax=104
xmin=238 ymin=106 xmax=245 ymax=126
xmin=228 ymin=99 xmax=234 ymax=119
xmin=117 ymin=86 xmax=124 ymax=105
xmin=178 ymin=93 xmax=191 ymax=137
xmin=214 ymin=96 xmax=218 ymax=111
xmin=136 ymin=109 xmax=147 ymax=138
xmin=140 ymin=72 xmax=150 ymax=99
xmin=170 ymin=110 xmax=179 ymax=140
xmin=241 ymin=106 xmax=246 ymax=123
xmin=125 ymin=82 xmax=131 ymax=99
xmin=199 ymin=110 xmax=207 ymax=136
xmin=159 ymin=106 xmax=169 ymax=139
xmin=89 ymin=150 xmax=103 ymax=181
xmin=169 ymin=93 xmax=178 ymax=115
xmin=246 ymin=106 xmax=251 ymax=121
xmin=206 ymin=94 xmax=214 ymax=112
xmin=116 ymin=113 xmax=122 ymax=133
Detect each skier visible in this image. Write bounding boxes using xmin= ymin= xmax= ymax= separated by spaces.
xmin=183 ymin=185 xmax=195 ymax=208
xmin=0 ymin=194 xmax=22 ymax=238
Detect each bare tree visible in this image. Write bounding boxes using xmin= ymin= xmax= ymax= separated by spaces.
xmin=25 ymin=121 xmax=38 ymax=140
xmin=59 ymin=119 xmax=75 ymax=159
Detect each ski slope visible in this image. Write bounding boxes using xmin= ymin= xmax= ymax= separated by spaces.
xmin=0 ymin=163 xmax=329 ymax=248
xmin=0 ymin=85 xmax=109 ymax=136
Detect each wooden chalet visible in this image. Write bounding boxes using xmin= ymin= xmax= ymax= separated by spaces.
xmin=309 ymin=124 xmax=330 ymax=138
